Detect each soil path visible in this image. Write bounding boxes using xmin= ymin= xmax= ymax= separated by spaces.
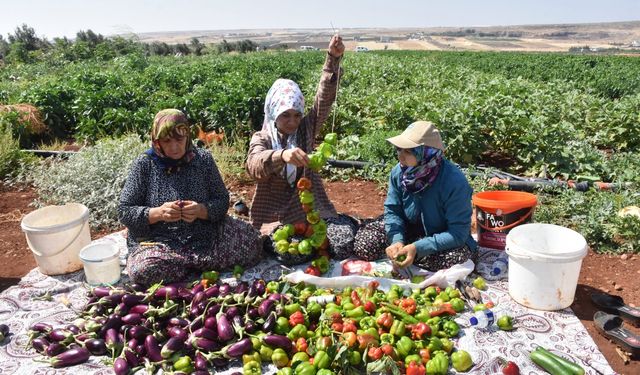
xmin=1 ymin=181 xmax=638 ymax=374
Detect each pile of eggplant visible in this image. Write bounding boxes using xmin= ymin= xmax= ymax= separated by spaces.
xmin=27 ymin=279 xmax=276 ymax=374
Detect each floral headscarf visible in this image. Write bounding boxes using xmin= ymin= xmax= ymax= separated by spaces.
xmin=145 ymin=109 xmax=195 ymax=174
xmin=262 ymin=79 xmax=305 ymax=185
xmin=400 ymin=145 xmax=444 ymax=194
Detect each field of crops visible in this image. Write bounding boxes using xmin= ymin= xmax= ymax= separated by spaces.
xmin=1 ymin=49 xmax=639 ymax=252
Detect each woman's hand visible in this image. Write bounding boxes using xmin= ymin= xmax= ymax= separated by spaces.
xmin=282 ymin=148 xmax=310 ymax=167
xmin=385 ymin=242 xmax=404 ymax=261
xmin=396 ymin=244 xmax=417 ymax=268
xmin=328 ymin=34 xmax=345 ymax=58
xmin=180 ymin=200 xmax=208 ymax=223
xmin=149 ymin=201 xmax=182 ymax=224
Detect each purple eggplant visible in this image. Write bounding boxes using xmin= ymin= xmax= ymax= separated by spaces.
xmin=65 ymin=324 xmax=80 ymax=335
xmin=75 ymin=332 xmax=96 ymax=342
xmin=192 ymin=282 xmax=205 ymax=294
xmin=105 ymin=328 xmax=123 ymax=356
xmin=205 ymin=304 xmax=221 ymax=317
xmin=232 ymin=315 xmax=244 ymax=329
xmin=161 ymin=337 xmax=184 ymax=359
xmin=31 ymin=337 xmax=50 ymax=353
xmin=119 ymin=324 xmax=133 ymax=336
xmin=121 ymin=313 xmax=142 ymax=325
xmin=191 ymin=291 xmax=206 ymax=307
xmin=122 ymin=293 xmax=145 ymax=307
xmin=204 ymin=317 xmax=217 ymax=330
xmin=189 ymin=316 xmax=204 ymax=332
xmin=113 ymin=357 xmax=129 ymax=375
xmin=258 ymin=299 xmax=275 ymax=318
xmin=154 ymin=285 xmax=179 ymax=300
xmin=114 ymin=302 xmax=129 ymax=316
xmin=189 ymin=304 xmax=202 ymax=318
xmin=193 ymin=327 xmax=217 ymax=341
xmin=235 ymin=281 xmax=249 ymax=294
xmin=226 ymin=306 xmax=242 ymax=319
xmin=216 ymin=314 xmax=234 ymax=342
xmin=195 ymin=352 xmax=209 ymax=371
xmin=99 ymin=293 xmax=124 ymax=306
xmin=31 ymin=322 xmax=53 ymax=333
xmin=92 ymin=286 xmax=111 ymax=297
xmin=128 ymin=304 xmax=149 ymax=315
xmin=84 ymin=338 xmax=108 ymax=355
xmin=144 ymin=335 xmax=163 ymax=362
xmin=127 ymin=338 xmax=138 ymax=350
xmin=218 ymin=283 xmax=232 ymax=296
xmin=50 ymin=347 xmax=90 ymax=368
xmin=204 ymin=284 xmax=220 ymax=298
xmin=267 ymin=293 xmax=282 ymax=302
xmin=126 ymin=283 xmax=146 ymax=293
xmin=212 ymin=357 xmax=229 ymax=368
xmin=191 ymin=337 xmax=221 ymax=352
xmin=45 ymin=342 xmax=66 ymax=357
xmin=124 ymin=346 xmax=142 ymax=367
xmin=244 ymin=320 xmax=258 ymax=334
xmin=100 ymin=314 xmax=123 ymax=334
xmin=263 ymin=335 xmax=294 ymax=352
xmin=167 ymin=326 xmax=189 ymax=342
xmin=262 ymin=312 xmax=276 ymax=333
xmin=253 ymin=280 xmax=266 ymax=296
xmin=221 ymin=337 xmax=252 ymax=359
xmin=126 ymin=325 xmax=150 ymax=341
xmin=247 ymin=307 xmax=259 ymax=320
xmin=178 ymin=287 xmax=193 ymax=302
xmin=48 ymin=328 xmax=73 ymax=343
xmin=194 ymin=371 xmax=211 ymax=375
xmin=169 ymin=317 xmax=189 ymax=327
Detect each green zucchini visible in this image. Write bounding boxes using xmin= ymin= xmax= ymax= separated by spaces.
xmin=535 ymin=347 xmax=585 ymax=375
xmin=530 ymin=349 xmax=573 ymax=375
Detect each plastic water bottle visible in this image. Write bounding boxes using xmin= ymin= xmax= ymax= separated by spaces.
xmin=469 ymin=309 xmax=496 ymax=328
xmin=490 ymin=252 xmax=509 ymax=276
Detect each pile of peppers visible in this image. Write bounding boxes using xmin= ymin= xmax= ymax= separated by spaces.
xmin=27 ymin=275 xmax=475 ymax=374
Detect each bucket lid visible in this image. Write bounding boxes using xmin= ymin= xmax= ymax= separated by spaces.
xmin=21 ymin=203 xmax=89 ymax=234
xmin=472 ymin=191 xmax=537 ymax=214
xmin=79 ymin=243 xmax=119 ymax=263
xmin=505 ymin=223 xmax=587 ymax=263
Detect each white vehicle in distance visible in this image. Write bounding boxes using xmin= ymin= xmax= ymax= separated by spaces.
xmin=354 ymin=46 xmax=369 ymax=52
xmin=299 ymin=46 xmax=319 ymax=51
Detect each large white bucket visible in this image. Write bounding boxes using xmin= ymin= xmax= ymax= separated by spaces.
xmin=21 ymin=203 xmax=91 ymax=275
xmin=505 ymin=223 xmax=588 ymax=311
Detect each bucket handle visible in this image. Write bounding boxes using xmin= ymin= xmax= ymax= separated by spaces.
xmin=477 ymin=207 xmax=533 ymax=232
xmin=30 ymin=219 xmax=89 ymax=258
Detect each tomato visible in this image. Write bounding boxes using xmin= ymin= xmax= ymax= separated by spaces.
xmin=297 ymin=177 xmax=312 ymax=191
xmin=294 ymin=222 xmax=308 ymax=235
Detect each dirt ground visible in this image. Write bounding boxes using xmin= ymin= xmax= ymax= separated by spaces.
xmin=0 ymin=180 xmax=638 ymax=374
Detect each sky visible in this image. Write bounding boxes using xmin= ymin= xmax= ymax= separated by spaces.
xmin=1 ymin=0 xmax=639 ymax=39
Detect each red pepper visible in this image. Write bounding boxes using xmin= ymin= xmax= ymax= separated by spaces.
xmin=330 ymin=313 xmax=343 ymax=324
xmin=406 ymin=360 xmax=426 ymax=375
xmin=381 ymin=343 xmax=395 ymax=358
xmin=411 ymin=322 xmax=431 ymax=340
xmin=376 ymin=313 xmax=394 ymax=329
xmin=367 ymin=346 xmax=383 ymax=361
xmin=363 ymin=300 xmax=376 ymax=315
xmin=418 ymin=349 xmax=430 ymax=364
xmin=342 ymin=319 xmax=357 ymax=333
xmin=350 ymin=290 xmax=362 ymax=307
xmin=400 ymin=298 xmax=417 ymax=315
xmin=429 ymin=303 xmax=457 ymax=317
xmin=289 ymin=311 xmax=305 ymax=327
xmin=331 ymin=322 xmax=343 ymax=332
xmin=295 ymin=337 xmax=308 ymax=354
xmin=304 ymin=265 xmax=321 ymax=276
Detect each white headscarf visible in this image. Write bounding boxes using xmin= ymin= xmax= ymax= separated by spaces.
xmin=262 ymin=78 xmax=305 ymax=185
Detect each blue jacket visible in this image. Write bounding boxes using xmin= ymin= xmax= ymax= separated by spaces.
xmin=384 ymin=159 xmax=477 ymax=257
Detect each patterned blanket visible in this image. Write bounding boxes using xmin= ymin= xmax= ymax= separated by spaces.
xmin=0 ymin=231 xmax=616 ymax=374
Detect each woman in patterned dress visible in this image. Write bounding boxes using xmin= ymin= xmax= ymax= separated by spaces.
xmin=354 ymin=121 xmax=477 ymax=270
xmin=246 ymin=35 xmax=359 ymax=260
xmin=118 ymin=109 xmax=262 ymax=285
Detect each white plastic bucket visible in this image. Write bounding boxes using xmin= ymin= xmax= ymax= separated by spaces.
xmin=79 ymin=243 xmax=121 ymax=285
xmin=21 ymin=203 xmax=91 ymax=275
xmin=505 ymin=223 xmax=588 ymax=311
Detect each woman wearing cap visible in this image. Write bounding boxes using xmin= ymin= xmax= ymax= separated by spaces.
xmin=118 ymin=109 xmax=263 ymax=286
xmin=382 ymin=121 xmax=477 ymax=270
xmin=246 ymin=35 xmax=357 ymax=259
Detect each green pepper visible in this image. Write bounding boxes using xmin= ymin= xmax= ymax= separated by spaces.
xmin=345 ymin=306 xmax=365 ymax=319
xmin=424 ymin=286 xmax=438 ymax=299
xmin=324 ymin=133 xmax=337 ymax=146
xmin=415 ymin=309 xmax=431 ymax=323
xmin=445 ymin=287 xmax=461 ymax=299
xmin=311 ymin=256 xmax=330 ymax=274
xmin=243 ymin=351 xmax=262 ymax=365
xmin=291 ymin=352 xmax=310 ymax=364
xmin=313 ymin=350 xmax=331 ymax=369
xmin=298 ymin=240 xmax=313 ymax=256
xmin=442 ymin=320 xmax=460 ymax=337
xmin=426 ymin=316 xmax=440 ymax=326
xmin=395 ymin=336 xmax=415 ymax=359
xmin=426 ymin=337 xmax=442 ymax=354
xmin=251 ymin=337 xmax=262 ymax=351
xmin=272 ymin=348 xmax=290 ymax=368
xmin=449 ymin=298 xmax=465 ymax=312
xmin=260 ymin=345 xmax=274 ymax=362
xmin=233 ymin=265 xmax=244 ymax=278
xmin=306 ymin=302 xmax=322 ymax=320
xmin=316 ymin=369 xmax=335 ymax=375
xmin=425 ymin=352 xmax=449 ymax=375
xmin=380 ymin=333 xmax=395 ymax=345
xmin=440 ymin=338 xmax=454 ymax=354
xmin=472 ymin=276 xmax=487 ymax=290
xmin=342 ymin=302 xmax=355 ymax=311
xmin=243 ymin=360 xmax=262 ymax=375
xmin=275 ymin=317 xmax=291 ymax=335
xmin=363 ymin=327 xmax=379 ymax=340
xmin=497 ymin=315 xmax=514 ymax=331
xmin=404 ymin=354 xmax=422 ymax=367
xmin=451 ymin=350 xmax=473 ymax=372
xmin=201 ymin=270 xmax=219 ymax=283
xmin=277 ymin=368 xmax=294 ymax=375
xmin=390 ymin=320 xmax=406 ymax=337
xmin=173 ymin=356 xmax=194 ymax=373
xmin=347 ymin=350 xmax=361 ymax=366
xmin=435 ymin=291 xmax=450 ymax=302
xmin=295 ymin=362 xmax=317 ymax=375
xmin=473 ymin=303 xmax=487 ymax=312
xmin=358 ymin=316 xmax=376 ymax=330
xmin=285 ymin=303 xmax=301 ymax=316
xmin=267 ymin=281 xmax=281 ymax=293
xmin=287 ymin=324 xmax=308 ymax=340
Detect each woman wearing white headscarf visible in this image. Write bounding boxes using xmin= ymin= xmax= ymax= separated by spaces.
xmin=246 ymin=35 xmax=357 ymax=259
